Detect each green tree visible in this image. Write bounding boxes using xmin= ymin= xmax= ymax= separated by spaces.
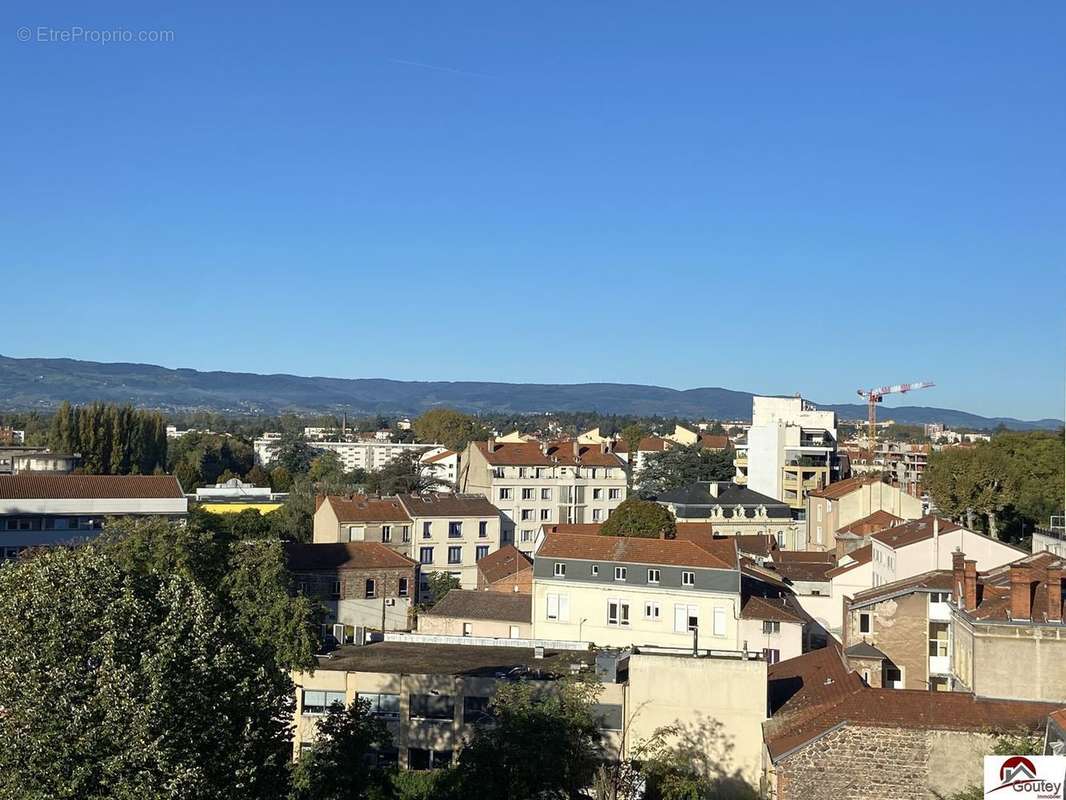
xmin=289 ymin=699 xmax=392 ymax=800
xmin=637 ymin=444 xmax=735 ymax=498
xmin=412 ymin=409 xmax=488 ymax=452
xmin=0 ymin=544 xmax=293 ymax=800
xmin=443 ymin=680 xmax=604 ymax=799
xmin=420 ymin=571 xmax=461 ymax=608
xmin=271 ymin=433 xmax=318 ymax=475
xmin=599 ymin=498 xmax=677 ymax=539
xmin=363 ymin=450 xmax=438 ymax=495
xmin=308 ymin=451 xmax=345 ymax=484
xmin=245 ymin=463 xmax=273 ymax=487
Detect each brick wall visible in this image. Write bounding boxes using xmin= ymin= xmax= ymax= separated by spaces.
xmin=775 ymin=724 xmax=988 ymax=800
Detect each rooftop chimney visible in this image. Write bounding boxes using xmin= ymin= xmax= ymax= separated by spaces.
xmin=1009 ymin=564 xmax=1033 ymax=621
xmin=952 ymin=551 xmax=966 ymax=603
xmin=963 ymin=559 xmax=978 ymax=612
xmin=573 ymin=441 xmax=581 ymax=460
xmin=933 ymin=517 xmax=940 ymax=537
xmin=1046 ymin=565 xmax=1063 ymax=623
xmin=486 ymin=437 xmax=496 ymax=453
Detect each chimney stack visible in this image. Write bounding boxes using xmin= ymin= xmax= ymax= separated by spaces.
xmin=573 ymin=440 xmax=581 ymax=460
xmin=933 ymin=517 xmax=939 ymax=537
xmin=1046 ymin=565 xmax=1063 ymax=623
xmin=952 ymin=551 xmax=966 ymax=603
xmin=1009 ymin=563 xmax=1033 ymax=621
xmin=963 ymin=559 xmax=978 ymax=612
xmin=486 ymin=437 xmax=496 ymax=453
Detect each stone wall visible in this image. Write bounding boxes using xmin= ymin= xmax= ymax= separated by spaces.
xmin=775 ymin=724 xmax=987 ymax=800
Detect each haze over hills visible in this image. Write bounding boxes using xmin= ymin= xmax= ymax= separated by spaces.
xmin=0 ymin=354 xmax=1060 ymax=430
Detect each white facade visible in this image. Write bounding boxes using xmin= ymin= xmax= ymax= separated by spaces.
xmin=254 ymin=437 xmax=442 ymax=472
xmin=870 ymin=525 xmax=1025 ymax=588
xmin=744 ymin=396 xmax=837 ymax=505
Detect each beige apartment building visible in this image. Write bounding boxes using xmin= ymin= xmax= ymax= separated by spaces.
xmin=292 ymin=638 xmax=767 ymax=785
xmin=312 ymin=493 xmax=503 ymax=592
xmin=531 ymin=532 xmax=742 ymax=650
xmin=805 ymin=474 xmax=922 ymax=552
xmin=459 ymin=439 xmax=627 ymax=553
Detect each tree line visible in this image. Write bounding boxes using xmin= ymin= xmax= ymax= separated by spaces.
xmin=48 ymin=401 xmax=168 ymax=475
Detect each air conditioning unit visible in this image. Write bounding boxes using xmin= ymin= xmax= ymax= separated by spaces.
xmin=385 ymin=598 xmax=396 ymax=607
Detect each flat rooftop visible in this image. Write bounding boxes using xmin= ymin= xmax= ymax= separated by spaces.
xmin=315 ymin=641 xmax=595 ymax=677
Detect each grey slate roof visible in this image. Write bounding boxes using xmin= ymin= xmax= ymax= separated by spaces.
xmin=420 ymin=589 xmax=532 ymax=624
xmin=844 ymin=641 xmax=889 ymax=660
xmin=656 ymin=481 xmax=792 ymax=519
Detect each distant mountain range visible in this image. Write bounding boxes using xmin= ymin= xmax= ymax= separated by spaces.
xmin=0 ymin=354 xmax=1060 ymax=430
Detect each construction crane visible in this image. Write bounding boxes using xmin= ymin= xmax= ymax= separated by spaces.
xmin=856 ymin=381 xmax=936 ymax=451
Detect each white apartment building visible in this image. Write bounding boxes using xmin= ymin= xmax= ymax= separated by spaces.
xmin=459 ymin=439 xmax=628 ymax=553
xmin=419 ymin=448 xmax=459 ymax=491
xmin=531 ymin=531 xmax=743 ymax=650
xmin=739 ymin=396 xmax=839 ymax=511
xmin=254 ymin=436 xmax=442 ymax=472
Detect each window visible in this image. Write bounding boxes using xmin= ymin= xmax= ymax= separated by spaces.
xmin=462 ymin=622 xmax=473 ymax=637
xmin=540 ymin=508 xmax=551 ymax=521
xmin=365 ymin=578 xmax=376 ymax=598
xmin=592 ymin=509 xmax=603 ymax=522
xmin=361 ymin=692 xmax=400 ymax=719
xmin=329 ymin=580 xmax=341 ymax=599
xmin=647 ymin=568 xmax=660 ymax=584
xmin=674 ymin=604 xmax=699 ymax=633
xmin=554 ymin=562 xmax=566 ymax=577
xmin=644 ymin=601 xmax=660 ymax=620
xmin=420 ymin=547 xmax=434 ymax=564
xmin=521 ymin=509 xmax=534 ymax=521
xmin=859 ymin=613 xmax=871 ymax=634
xmin=521 ymin=529 xmax=535 ymax=542
xmin=712 ymin=607 xmax=726 ymax=637
xmin=614 ymin=567 xmax=627 ymax=581
xmin=763 ymin=648 xmax=781 ymax=665
xmin=408 ymin=748 xmax=452 ymax=770
xmin=401 ymin=525 xmax=410 ymax=543
xmin=381 ymin=525 xmax=392 ymax=543
xmin=929 ymin=592 xmax=951 ymax=604
xmin=478 ymin=520 xmax=488 ymax=538
xmin=463 ymin=696 xmax=493 ymax=725
xmin=448 ymin=546 xmax=462 ymax=564
xmin=546 ymin=592 xmax=569 ymax=622
xmin=508 ymin=625 xmax=520 ymax=638
xmin=522 ymin=488 xmax=535 ymax=500
xmin=884 ymin=666 xmax=903 ymax=689
xmin=607 ymin=599 xmax=630 ymax=626
xmin=398 ymin=577 xmax=409 ymax=597
xmin=590 ymin=565 xmax=599 ymax=576
xmin=541 ymin=488 xmax=552 ymax=500
xmin=592 ymin=488 xmax=603 ymax=500
xmin=409 ymin=693 xmax=455 ymax=721
xmin=928 ymin=622 xmax=950 ymax=657
xmin=448 ymin=521 xmax=463 ymax=538
xmin=609 ymin=488 xmax=622 ymax=500
xmin=499 ymin=488 xmax=512 ymax=500
xmin=762 ymin=620 xmax=780 ymax=634
xmin=476 ymin=545 xmax=489 ymax=561
xmin=682 ymin=571 xmax=695 ymax=587
xmin=302 ymin=689 xmax=345 ymax=715
xmin=422 ymin=521 xmax=432 ymax=539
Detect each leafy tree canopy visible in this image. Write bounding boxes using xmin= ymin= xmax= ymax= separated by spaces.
xmin=599 ymin=498 xmax=676 ymax=539
xmin=636 ymin=444 xmax=735 ymax=498
xmin=412 ymin=408 xmax=489 ymax=452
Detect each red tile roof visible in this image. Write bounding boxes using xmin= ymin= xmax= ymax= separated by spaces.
xmin=614 ymin=436 xmax=669 ymax=453
xmin=848 ymin=569 xmax=954 ymax=608
xmin=741 ymin=595 xmax=805 ymax=623
xmin=537 ymin=532 xmax=737 ymax=570
xmin=321 ymin=495 xmax=412 ymax=523
xmin=871 ymin=516 xmax=961 ymax=549
xmin=837 ymin=510 xmax=903 ymax=537
xmin=476 ymin=544 xmax=532 ymax=585
xmin=769 ymin=551 xmax=837 ymax=582
xmin=968 ymin=551 xmax=1066 ymax=623
xmin=0 ymin=474 xmax=184 ymax=499
xmin=397 ymin=493 xmax=498 ymax=518
xmin=476 ymin=440 xmax=625 ymax=468
xmin=421 ymin=449 xmax=456 ymax=464
xmin=826 ymin=545 xmax=872 ymax=578
xmin=733 ymin=534 xmax=778 ymax=558
xmin=765 ymin=644 xmax=1063 ymax=760
xmin=808 ymin=475 xmax=888 ymax=500
xmin=284 ymin=542 xmax=417 ymax=571
xmin=696 ymin=434 xmax=731 ymax=450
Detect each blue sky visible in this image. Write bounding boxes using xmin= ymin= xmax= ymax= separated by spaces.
xmin=2 ymin=2 xmax=1063 ymax=420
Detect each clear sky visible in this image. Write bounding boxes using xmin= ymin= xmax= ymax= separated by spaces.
xmin=2 ymin=2 xmax=1063 ymax=420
